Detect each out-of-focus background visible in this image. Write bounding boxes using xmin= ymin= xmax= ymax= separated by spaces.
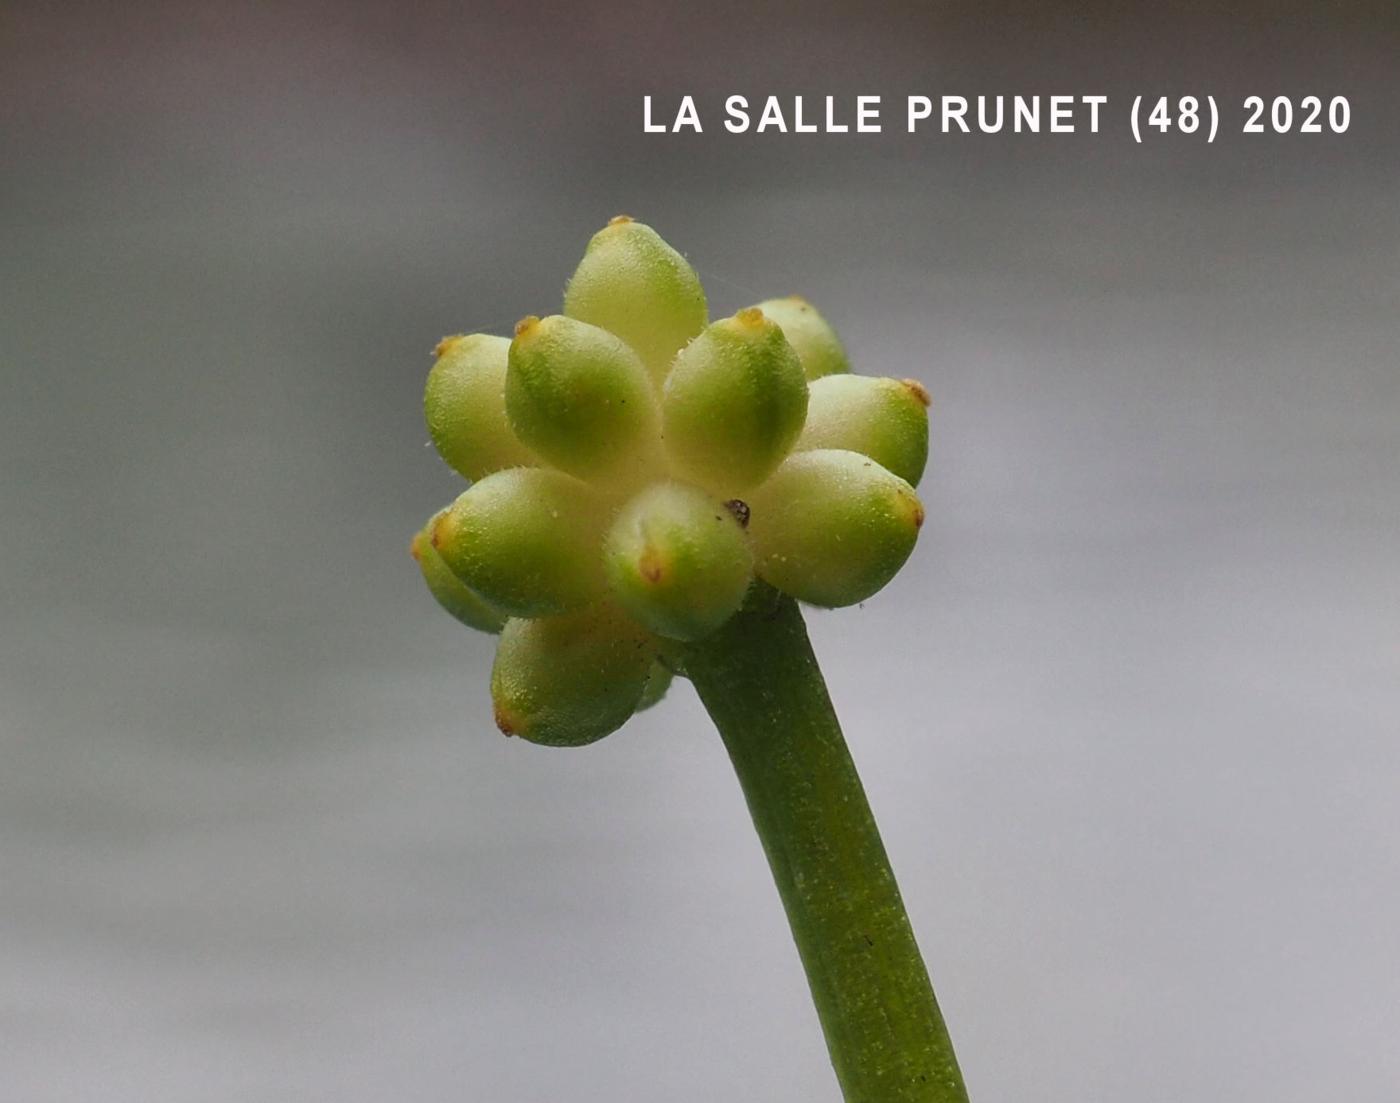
xmin=3 ymin=3 xmax=1398 ymax=1100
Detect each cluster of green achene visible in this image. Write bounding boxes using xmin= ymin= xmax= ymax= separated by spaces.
xmin=413 ymin=217 xmax=930 ymax=747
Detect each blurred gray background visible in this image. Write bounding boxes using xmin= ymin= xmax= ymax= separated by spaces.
xmin=3 ymin=3 xmax=1398 ymax=1100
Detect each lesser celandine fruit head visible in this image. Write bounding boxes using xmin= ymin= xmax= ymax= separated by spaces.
xmin=414 ymin=218 xmax=932 ymax=746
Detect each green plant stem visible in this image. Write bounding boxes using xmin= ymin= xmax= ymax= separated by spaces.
xmin=684 ymin=585 xmax=968 ymax=1103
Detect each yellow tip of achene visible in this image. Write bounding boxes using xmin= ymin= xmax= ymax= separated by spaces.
xmin=785 ymin=294 xmax=811 ymax=307
xmin=409 ymin=531 xmax=425 ymax=562
xmin=433 ymin=334 xmax=466 ymax=359
xmin=901 ymin=378 xmax=932 ymax=407
xmin=735 ymin=306 xmax=767 ymax=328
xmin=891 ymin=488 xmax=925 ymax=531
xmin=638 ymin=545 xmax=667 ymax=584
xmin=513 ymin=315 xmax=541 ymax=339
xmin=607 ymin=213 xmax=634 ymax=226
xmin=493 ymin=704 xmax=521 ymax=737
xmin=429 ymin=512 xmax=450 ymax=551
